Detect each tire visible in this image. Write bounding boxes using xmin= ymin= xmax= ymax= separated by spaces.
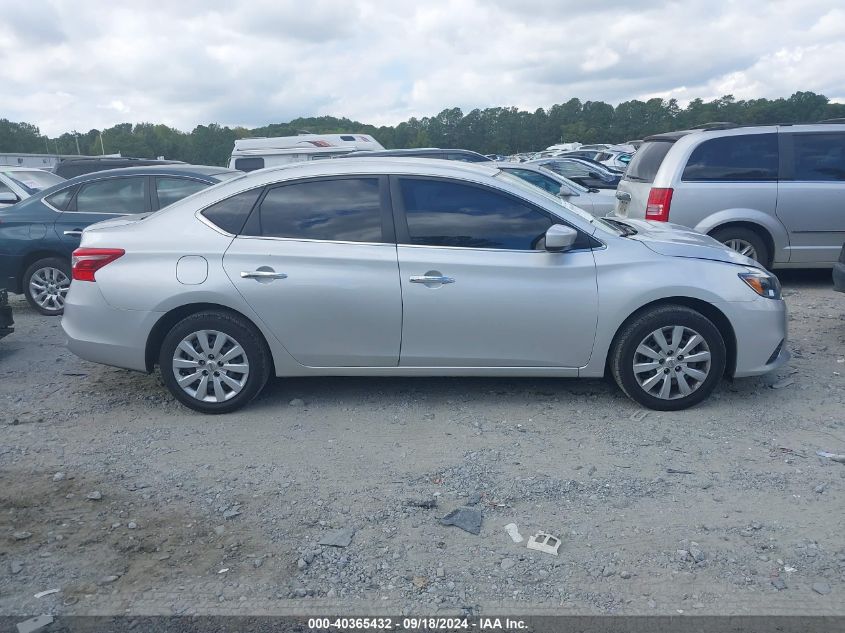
xmin=610 ymin=305 xmax=726 ymax=411
xmin=23 ymin=257 xmax=71 ymax=316
xmin=710 ymin=227 xmax=770 ymax=268
xmin=159 ymin=311 xmax=271 ymax=414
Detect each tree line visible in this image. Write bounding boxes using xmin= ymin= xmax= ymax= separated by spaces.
xmin=1 ymin=91 xmax=843 ymax=167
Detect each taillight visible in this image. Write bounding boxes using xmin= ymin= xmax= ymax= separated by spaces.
xmin=645 ymin=187 xmax=673 ymax=221
xmin=71 ymin=248 xmax=125 ymax=282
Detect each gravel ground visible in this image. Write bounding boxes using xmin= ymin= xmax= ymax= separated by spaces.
xmin=1 ymin=271 xmax=844 ymax=617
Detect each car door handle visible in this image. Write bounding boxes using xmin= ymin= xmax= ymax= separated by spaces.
xmin=615 ymin=191 xmax=632 ymax=202
xmin=240 ymin=270 xmax=288 ymax=280
xmin=410 ymin=275 xmax=455 ymax=284
xmin=63 ymin=230 xmax=83 ymax=237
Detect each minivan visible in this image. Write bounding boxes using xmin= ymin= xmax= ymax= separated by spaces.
xmin=614 ymin=123 xmax=845 ymax=268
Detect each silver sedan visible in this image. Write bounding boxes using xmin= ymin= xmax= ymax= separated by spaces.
xmin=62 ymin=158 xmax=789 ymax=414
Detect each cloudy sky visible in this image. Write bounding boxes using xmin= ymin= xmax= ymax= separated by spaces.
xmin=1 ymin=0 xmax=844 ymax=136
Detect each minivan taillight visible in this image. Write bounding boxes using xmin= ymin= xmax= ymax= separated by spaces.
xmin=645 ymin=187 xmax=673 ymax=221
xmin=71 ymin=248 xmax=125 ymax=282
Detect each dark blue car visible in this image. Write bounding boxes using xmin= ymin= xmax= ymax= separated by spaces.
xmin=0 ymin=165 xmax=240 ymax=315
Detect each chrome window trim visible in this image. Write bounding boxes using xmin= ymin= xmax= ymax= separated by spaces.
xmin=195 ymin=211 xmax=235 ymax=237
xmin=233 ymin=235 xmax=391 ymax=248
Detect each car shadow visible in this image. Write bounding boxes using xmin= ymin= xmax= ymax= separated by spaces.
xmin=775 ymin=268 xmax=834 ymax=289
xmin=252 ymin=373 xmax=774 ymax=414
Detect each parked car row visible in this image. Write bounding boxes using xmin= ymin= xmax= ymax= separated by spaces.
xmin=0 ymin=165 xmax=240 ymax=315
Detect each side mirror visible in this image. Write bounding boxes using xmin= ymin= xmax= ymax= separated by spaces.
xmin=0 ymin=192 xmax=19 ymax=204
xmin=544 ymin=224 xmax=578 ymax=252
xmin=558 ymin=185 xmax=577 ymax=198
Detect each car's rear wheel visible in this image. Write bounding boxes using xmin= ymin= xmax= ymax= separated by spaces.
xmin=610 ymin=305 xmax=726 ymax=411
xmin=23 ymin=257 xmax=71 ymax=316
xmin=710 ymin=227 xmax=770 ymax=268
xmin=159 ymin=311 xmax=271 ymax=414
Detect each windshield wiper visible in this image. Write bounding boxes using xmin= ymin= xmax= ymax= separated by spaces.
xmin=624 ymin=174 xmax=647 ymax=182
xmin=604 ymin=218 xmax=638 ymax=236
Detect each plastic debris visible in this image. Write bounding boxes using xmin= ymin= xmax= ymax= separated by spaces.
xmin=16 ymin=616 xmax=53 ymax=633
xmin=217 ymin=568 xmax=229 ymax=574
xmin=319 ymin=527 xmax=355 ymax=547
xmin=816 ymin=451 xmax=845 ymax=464
xmin=439 ymin=507 xmax=482 ymax=535
xmin=527 ymin=532 xmax=561 ymax=556
xmin=771 ymin=377 xmax=794 ymax=389
xmin=33 ymin=589 xmax=60 ymax=599
xmin=630 ymin=409 xmax=649 ymax=422
xmin=406 ymin=498 xmax=437 ymax=509
xmin=666 ymin=468 xmax=694 ymax=474
xmin=504 ymin=523 xmax=524 ymax=543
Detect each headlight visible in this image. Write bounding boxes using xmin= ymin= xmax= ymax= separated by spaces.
xmin=739 ymin=270 xmax=781 ymax=299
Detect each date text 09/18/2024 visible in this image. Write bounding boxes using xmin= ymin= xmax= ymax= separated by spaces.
xmin=307 ymin=617 xmax=527 ymax=630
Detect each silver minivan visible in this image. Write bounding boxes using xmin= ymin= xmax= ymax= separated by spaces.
xmin=613 ymin=123 xmax=845 ymax=268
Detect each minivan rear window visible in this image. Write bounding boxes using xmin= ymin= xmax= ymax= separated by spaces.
xmin=682 ymin=133 xmax=778 ymax=182
xmin=624 ymin=141 xmax=674 ymax=182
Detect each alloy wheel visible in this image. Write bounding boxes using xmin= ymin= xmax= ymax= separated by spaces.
xmin=633 ymin=325 xmax=712 ymax=400
xmin=722 ymin=238 xmax=758 ymax=261
xmin=29 ymin=267 xmax=70 ymax=312
xmin=172 ymin=330 xmax=250 ymax=403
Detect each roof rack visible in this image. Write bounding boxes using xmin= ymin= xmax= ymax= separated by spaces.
xmin=690 ymin=122 xmax=739 ymax=131
xmin=817 ymin=118 xmax=845 ymax=124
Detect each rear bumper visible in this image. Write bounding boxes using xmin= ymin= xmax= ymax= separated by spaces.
xmin=834 ymin=262 xmax=845 ymax=293
xmin=0 ymin=290 xmax=13 ymax=339
xmin=61 ymin=282 xmax=161 ymax=372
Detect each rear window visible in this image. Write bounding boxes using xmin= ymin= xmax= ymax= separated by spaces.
xmin=682 ymin=133 xmax=778 ymax=182
xmin=3 ymin=170 xmax=64 ymax=194
xmin=790 ymin=133 xmax=845 ymax=181
xmin=234 ymin=157 xmax=265 ymax=172
xmin=624 ymin=141 xmax=674 ymax=182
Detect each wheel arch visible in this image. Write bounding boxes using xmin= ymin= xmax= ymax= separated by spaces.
xmin=706 ymin=221 xmax=775 ymax=267
xmin=17 ymin=250 xmax=70 ymax=294
xmin=608 ymin=297 xmax=737 ymax=378
xmin=144 ymin=302 xmax=276 ymax=375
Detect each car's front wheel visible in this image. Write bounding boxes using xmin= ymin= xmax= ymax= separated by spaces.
xmin=610 ymin=305 xmax=727 ymax=411
xmin=23 ymin=257 xmax=71 ymax=316
xmin=159 ymin=311 xmax=272 ymax=414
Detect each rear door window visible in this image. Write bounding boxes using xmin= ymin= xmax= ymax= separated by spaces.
xmin=201 ymin=188 xmax=262 ymax=235
xmin=249 ymin=178 xmax=384 ymax=242
xmin=625 ymin=141 xmax=674 ymax=182
xmin=682 ymin=134 xmax=778 ymax=181
xmin=790 ymin=133 xmax=845 ymax=181
xmin=155 ymin=177 xmax=209 ymax=208
xmin=74 ymin=177 xmax=148 ymax=214
xmin=45 ymin=187 xmax=76 ymax=210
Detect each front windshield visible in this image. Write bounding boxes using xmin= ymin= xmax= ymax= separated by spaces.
xmin=3 ymin=170 xmax=64 ymax=194
xmin=495 ymin=170 xmax=621 ymax=235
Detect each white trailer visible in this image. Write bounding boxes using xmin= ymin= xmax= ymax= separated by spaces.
xmin=229 ymin=133 xmax=385 ymax=171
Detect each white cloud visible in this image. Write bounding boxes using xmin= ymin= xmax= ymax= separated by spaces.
xmin=0 ymin=0 xmax=842 ymax=136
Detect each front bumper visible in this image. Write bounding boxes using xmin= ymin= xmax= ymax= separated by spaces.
xmin=834 ymin=262 xmax=845 ymax=293
xmin=0 ymin=290 xmax=13 ymax=339
xmin=729 ymin=296 xmax=790 ymax=378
